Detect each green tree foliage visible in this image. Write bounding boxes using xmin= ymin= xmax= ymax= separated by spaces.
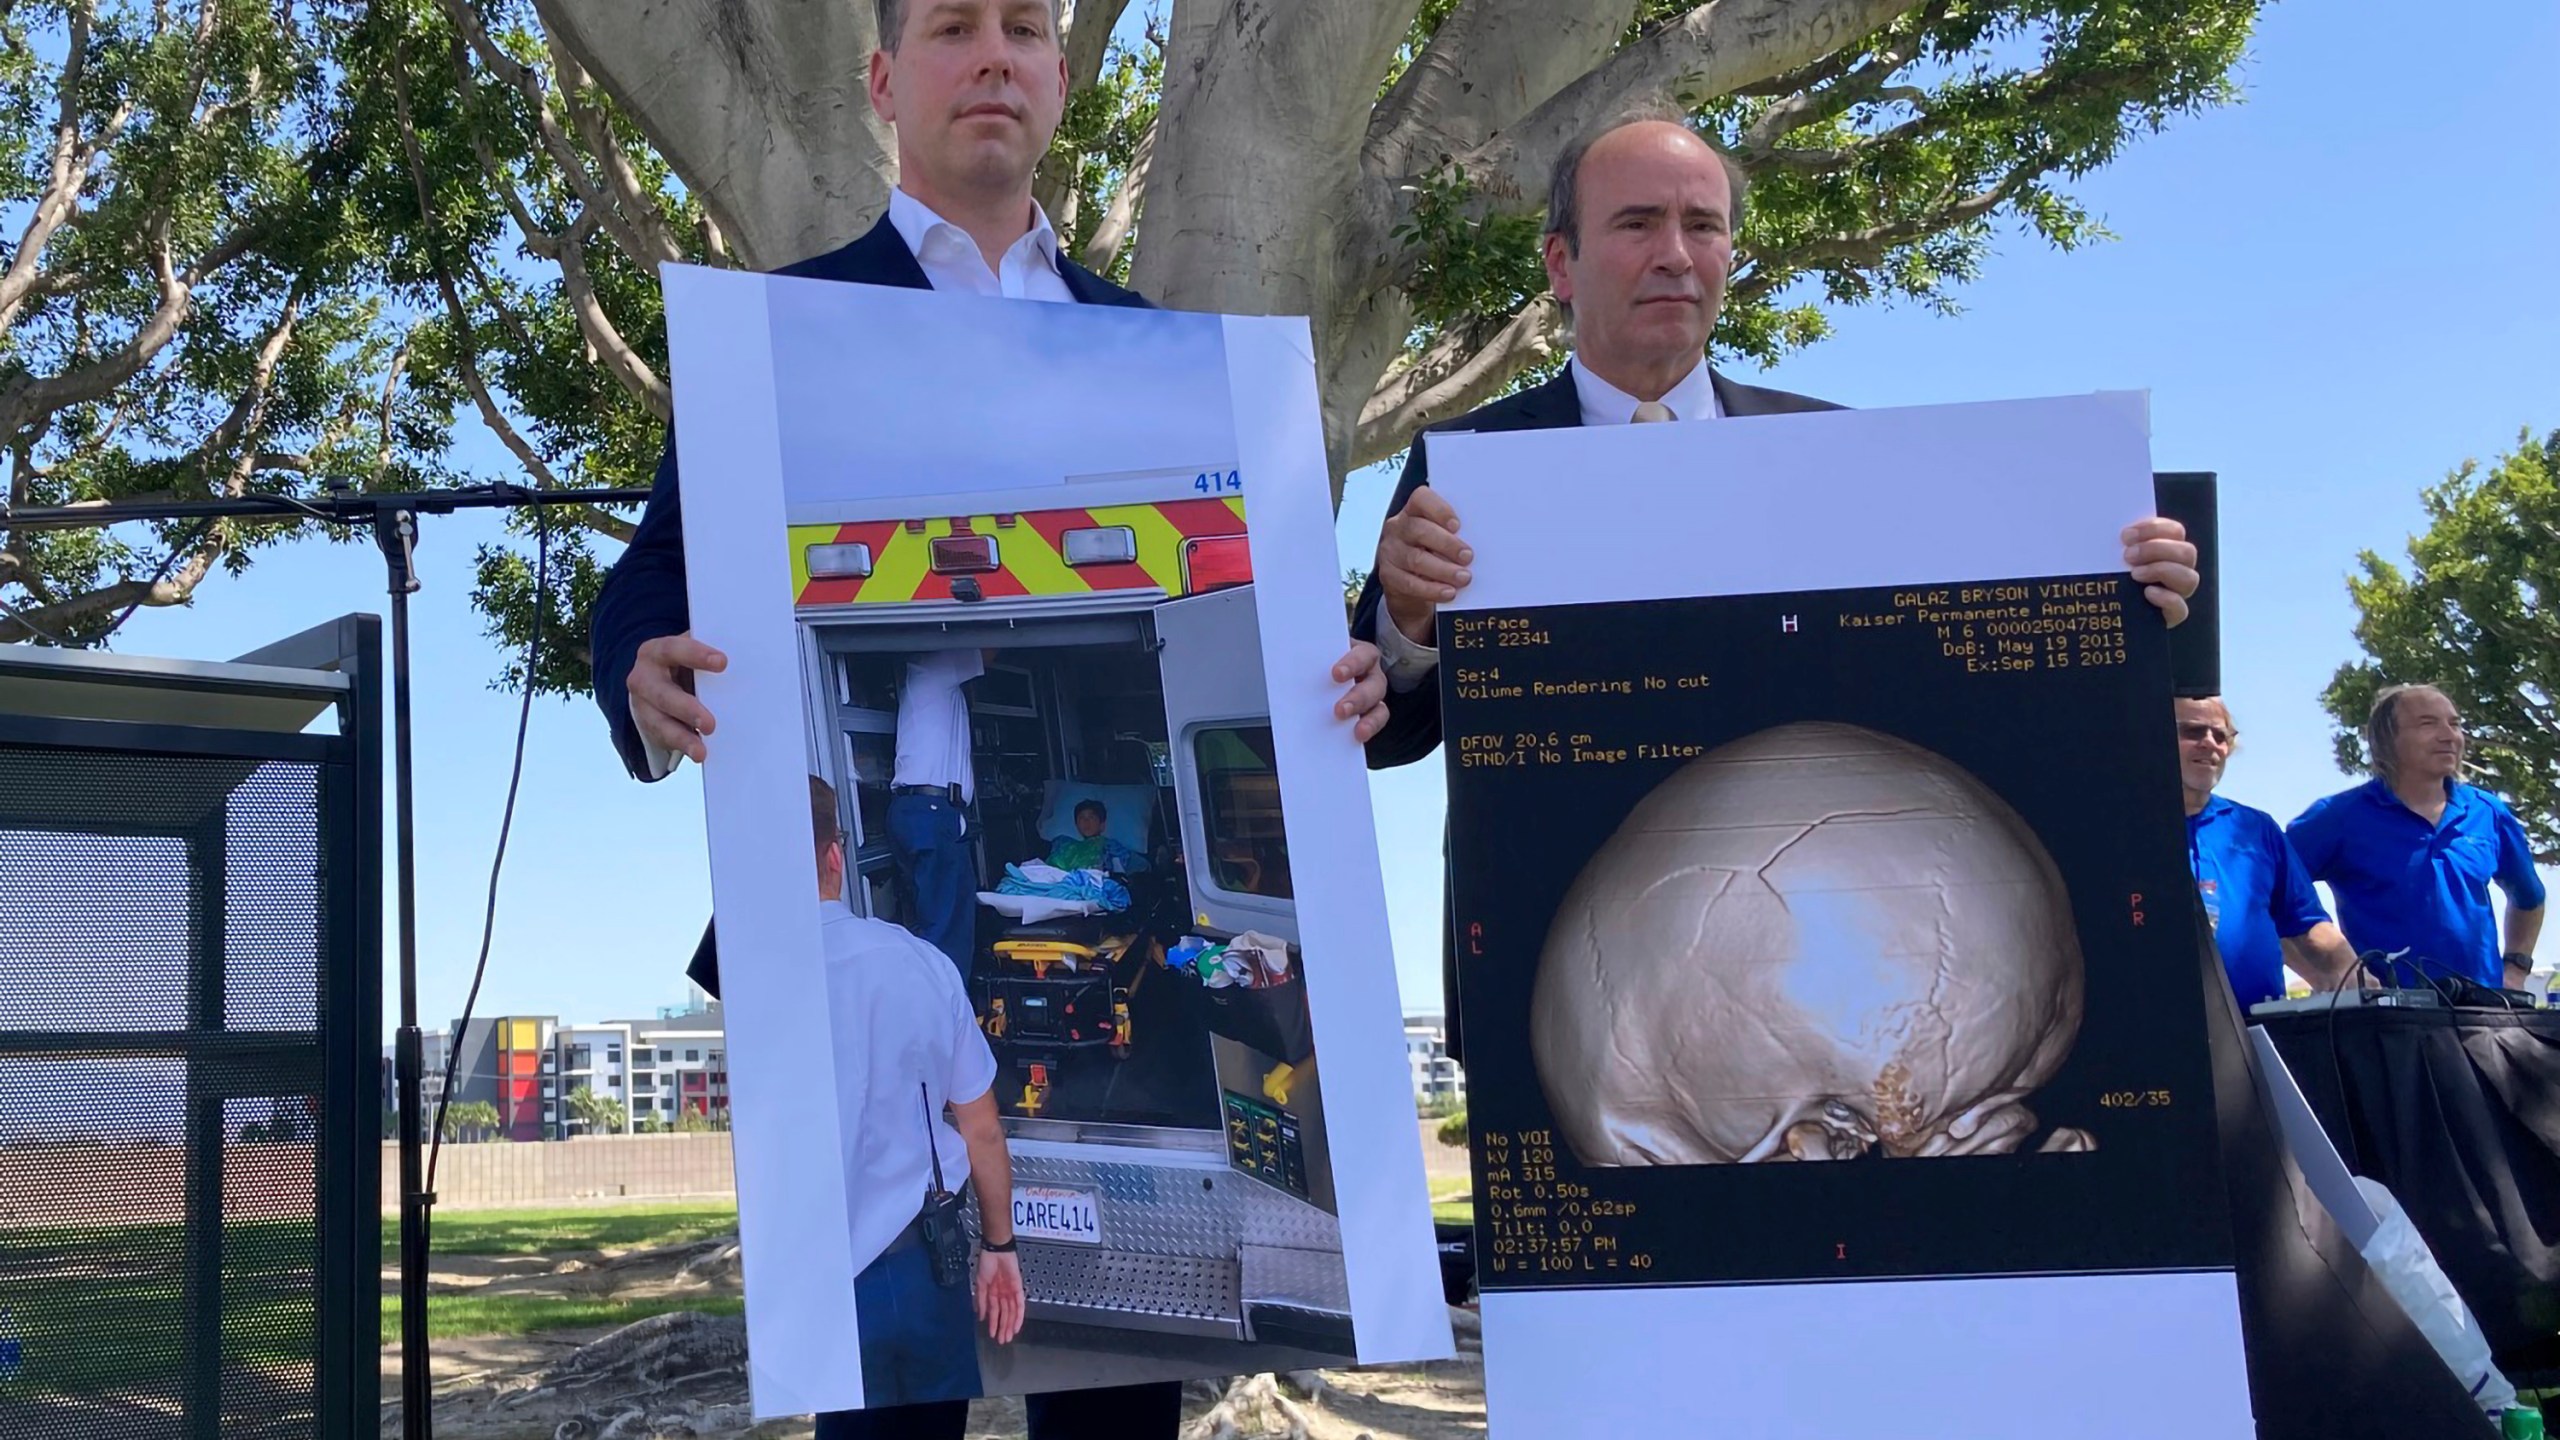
xmin=0 ymin=0 xmax=442 ymax=644
xmin=439 ymin=1097 xmax=505 ymax=1141
xmin=5 ymin=0 xmax=2265 ymax=698
xmin=2324 ymin=429 xmax=2560 ymax=862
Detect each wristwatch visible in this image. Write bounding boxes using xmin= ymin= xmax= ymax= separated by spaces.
xmin=981 ymin=1235 xmax=1018 ymax=1254
xmin=2502 ymin=953 xmax=2536 ymax=977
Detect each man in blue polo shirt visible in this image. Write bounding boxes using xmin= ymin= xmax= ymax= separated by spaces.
xmin=2178 ymin=697 xmax=2359 ymax=1003
xmin=2288 ymin=683 xmax=2546 ymax=990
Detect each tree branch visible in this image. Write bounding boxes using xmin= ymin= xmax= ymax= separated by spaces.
xmin=391 ymin=26 xmax=564 ymax=498
xmin=544 ymin=29 xmax=684 ymax=268
xmin=1065 ymin=0 xmax=1135 ymax=95
xmin=1032 ymin=0 xmax=1138 ymax=228
xmin=557 ymin=213 xmax=671 ymax=422
xmin=1368 ymin=0 xmax=1623 ymax=181
xmin=1743 ymin=101 xmax=1932 ymax=173
xmin=1775 ymin=170 xmax=2034 ymax=271
xmin=1453 ymin=0 xmax=1929 ymax=215
xmin=194 ymin=284 xmax=306 ymax=491
xmin=389 ymin=40 xmax=635 ymax=547
xmin=0 ymin=0 xmax=104 ymax=334
xmin=446 ymin=31 xmax=559 ymax=255
xmin=432 ymin=0 xmax=654 ymax=268
xmin=0 ymin=579 xmax=160 ymax=642
xmin=375 ymin=328 xmax=413 ymax=480
xmin=531 ymin=0 xmax=893 ymax=271
xmin=1076 ymin=113 xmax=1153 ymax=274
xmin=1737 ymin=43 xmax=1922 ymax=153
xmin=0 ymin=220 xmax=195 ymax=437
xmin=1351 ymin=295 xmax=1565 ymax=469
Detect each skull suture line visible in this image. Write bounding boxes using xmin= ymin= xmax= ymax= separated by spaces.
xmin=1530 ymin=722 xmax=2094 ymax=1165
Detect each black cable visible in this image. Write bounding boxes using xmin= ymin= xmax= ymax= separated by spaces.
xmin=2 ymin=516 xmax=222 ymax=647
xmin=98 ymin=519 xmax=222 ymax=644
xmin=12 ymin=497 xmax=351 ymax=650
xmin=2322 ymin=948 xmax=2379 ymax=1174
xmin=427 ymin=504 xmax=550 ymax=1188
xmin=0 ymin=594 xmax=73 ymax=645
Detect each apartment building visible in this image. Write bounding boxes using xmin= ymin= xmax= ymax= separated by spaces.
xmin=420 ymin=986 xmax=728 ymax=1140
xmin=1405 ymin=1013 xmax=1465 ymax=1107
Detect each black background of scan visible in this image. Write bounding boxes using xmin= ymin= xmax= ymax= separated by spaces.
xmin=1443 ymin=576 xmax=2236 ymax=1292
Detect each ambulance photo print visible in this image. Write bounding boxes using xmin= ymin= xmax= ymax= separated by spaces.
xmin=664 ymin=272 xmax=1448 ymax=1416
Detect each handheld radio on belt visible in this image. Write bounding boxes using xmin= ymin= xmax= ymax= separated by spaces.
xmin=918 ymin=1083 xmax=971 ymax=1288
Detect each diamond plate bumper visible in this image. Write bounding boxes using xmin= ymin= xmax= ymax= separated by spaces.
xmin=978 ymin=1141 xmax=1354 ymax=1350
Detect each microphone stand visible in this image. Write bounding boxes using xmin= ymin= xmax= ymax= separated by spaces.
xmin=2 ymin=482 xmax=648 ymax=1439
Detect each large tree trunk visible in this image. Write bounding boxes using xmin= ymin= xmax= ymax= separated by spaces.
xmin=533 ymin=0 xmax=893 ymax=271
xmin=1127 ymin=1 xmax=1426 ymax=476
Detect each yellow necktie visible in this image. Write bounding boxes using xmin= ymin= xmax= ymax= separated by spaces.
xmin=1631 ymin=400 xmax=1676 ymax=423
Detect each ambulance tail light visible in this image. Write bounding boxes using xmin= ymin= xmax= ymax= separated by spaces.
xmin=1062 ymin=526 xmax=1137 ymax=567
xmin=929 ymin=535 xmax=1000 ymax=574
xmin=1181 ymin=535 xmax=1252 ymax=593
xmin=805 ymin=542 xmax=874 ymax=580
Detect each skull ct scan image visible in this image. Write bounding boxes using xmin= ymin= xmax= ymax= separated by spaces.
xmin=1530 ymin=721 xmax=2096 ymax=1167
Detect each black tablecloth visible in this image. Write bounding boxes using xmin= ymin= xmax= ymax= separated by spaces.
xmin=2256 ymin=1004 xmax=2560 ymax=1374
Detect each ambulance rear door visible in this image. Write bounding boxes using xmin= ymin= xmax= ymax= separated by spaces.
xmin=1151 ymin=583 xmax=1296 ymax=945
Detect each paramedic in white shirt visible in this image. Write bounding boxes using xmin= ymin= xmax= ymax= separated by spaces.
xmin=814 ymin=773 xmax=1024 ymax=1416
xmin=889 ymin=649 xmax=990 ymax=973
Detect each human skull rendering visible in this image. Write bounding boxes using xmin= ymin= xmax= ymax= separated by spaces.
xmin=1530 ymin=722 xmax=2091 ymax=1165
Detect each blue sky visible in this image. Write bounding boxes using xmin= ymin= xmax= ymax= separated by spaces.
xmin=96 ymin=0 xmax=2557 ymax=1036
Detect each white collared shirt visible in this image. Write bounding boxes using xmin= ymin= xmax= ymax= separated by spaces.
xmin=892 ymin=649 xmax=986 ymax=801
xmin=1568 ymin=354 xmax=1721 ymax=426
xmin=885 ymin=186 xmax=1076 ymax=303
xmin=820 ymin=896 xmax=998 ymax=1274
xmin=634 ymin=188 xmax=1071 ymax=780
xmin=1374 ymin=354 xmax=1720 ymax=689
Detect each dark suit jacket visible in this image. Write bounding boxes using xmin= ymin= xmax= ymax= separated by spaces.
xmin=587 ymin=213 xmax=1154 ymax=996
xmin=1346 ymin=364 xmax=1842 ymax=1059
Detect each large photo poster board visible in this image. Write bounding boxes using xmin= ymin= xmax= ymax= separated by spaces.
xmin=660 ymin=268 xmax=1450 ymax=1417
xmin=1432 ymin=395 xmax=2256 ymax=1437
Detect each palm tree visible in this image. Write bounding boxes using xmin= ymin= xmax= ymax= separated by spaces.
xmin=439 ymin=1100 xmax=504 ymax=1142
xmin=566 ymin=1085 xmax=626 ymax=1136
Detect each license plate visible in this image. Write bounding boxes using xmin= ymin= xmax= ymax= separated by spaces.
xmin=1011 ymin=1185 xmax=1102 ymax=1245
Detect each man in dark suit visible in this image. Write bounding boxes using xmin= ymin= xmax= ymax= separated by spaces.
xmin=1350 ymin=102 xmax=2201 ymax=1061
xmin=589 ymin=2 xmax=1389 ymax=1436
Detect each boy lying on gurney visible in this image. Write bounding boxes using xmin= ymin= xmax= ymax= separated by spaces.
xmin=1044 ymin=799 xmax=1149 ymax=875
xmin=982 ymin=800 xmax=1145 ymax=923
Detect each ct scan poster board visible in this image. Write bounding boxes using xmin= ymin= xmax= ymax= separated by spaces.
xmin=1431 ymin=394 xmax=2256 ymax=1438
xmin=661 ymin=267 xmax=1450 ymax=1417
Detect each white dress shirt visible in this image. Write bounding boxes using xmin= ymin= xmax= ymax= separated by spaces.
xmin=1374 ymin=356 xmax=1721 ymax=690
xmin=885 ymin=186 xmax=1076 ymax=303
xmin=893 ymin=649 xmax=985 ymax=802
xmin=633 ymin=188 xmax=1074 ymax=780
xmin=820 ymin=896 xmax=999 ymax=1274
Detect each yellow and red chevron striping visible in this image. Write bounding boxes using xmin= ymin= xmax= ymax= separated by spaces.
xmin=789 ymin=496 xmax=1247 ymax=607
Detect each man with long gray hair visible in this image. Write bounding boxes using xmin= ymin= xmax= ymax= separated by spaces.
xmin=2290 ymin=683 xmax=2546 ymax=989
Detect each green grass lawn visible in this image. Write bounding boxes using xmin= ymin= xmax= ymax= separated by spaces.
xmin=376 ymin=1202 xmax=745 ymax=1346
xmin=0 ymin=1216 xmax=324 ymax=1398
xmin=386 ymin=1293 xmax=745 ymax=1347
xmin=382 ymin=1201 xmax=739 ymax=1260
xmin=0 ymin=1203 xmax=750 ymax=1398
xmin=1430 ymin=1176 xmax=1473 ymax=1227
